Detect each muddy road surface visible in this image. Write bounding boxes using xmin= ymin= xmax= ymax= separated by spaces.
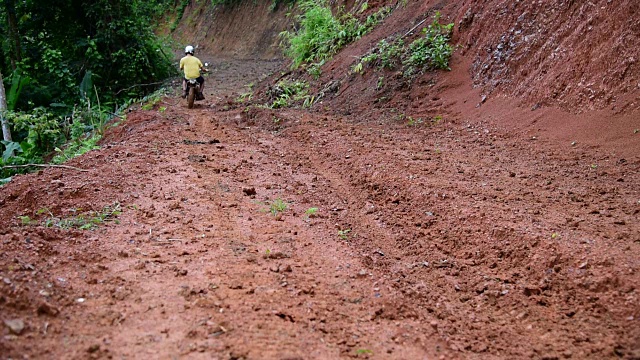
xmin=1 ymin=59 xmax=639 ymax=359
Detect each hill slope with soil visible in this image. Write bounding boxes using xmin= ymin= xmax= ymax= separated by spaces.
xmin=168 ymin=0 xmax=294 ymax=59
xmin=292 ymin=0 xmax=639 ymax=153
xmin=1 ymin=0 xmax=639 ymax=359
xmin=456 ymin=0 xmax=639 ymax=113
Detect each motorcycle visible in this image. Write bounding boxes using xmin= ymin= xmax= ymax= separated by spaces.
xmin=185 ymin=78 xmax=203 ymax=109
xmin=185 ymin=62 xmax=209 ymax=109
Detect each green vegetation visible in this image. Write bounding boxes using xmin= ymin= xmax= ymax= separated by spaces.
xmin=360 ymin=39 xmax=404 ymax=70
xmin=237 ymin=83 xmax=255 ymax=102
xmin=356 ymin=349 xmax=373 ymax=355
xmin=354 ymin=12 xmax=454 ymax=77
xmin=171 ymin=0 xmax=191 ymax=31
xmin=1 ymin=0 xmax=173 ymax=109
xmin=19 ymin=203 xmax=122 ymax=230
xmin=338 ymin=228 xmax=351 ymax=240
xmin=18 ymin=215 xmax=37 ymax=226
xmin=400 ymin=114 xmax=443 ymax=127
xmin=279 ymin=0 xmax=392 ymax=69
xmin=403 ymin=15 xmax=454 ymax=74
xmin=270 ymin=198 xmax=289 ymax=216
xmin=264 ymin=78 xmax=319 ymax=109
xmin=0 ymin=0 xmax=174 ymax=183
xmin=1 ymin=88 xmax=168 ymax=182
xmin=268 ymin=79 xmax=310 ymax=108
xmin=307 ymin=61 xmax=324 ymax=80
xmin=237 ymin=92 xmax=253 ymax=103
xmin=52 ymin=135 xmax=101 ymax=165
xmin=303 ymin=207 xmax=318 ymax=222
xmin=406 ymin=116 xmax=423 ymax=126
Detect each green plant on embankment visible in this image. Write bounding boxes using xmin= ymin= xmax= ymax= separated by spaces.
xmin=353 ymin=12 xmax=454 ymax=77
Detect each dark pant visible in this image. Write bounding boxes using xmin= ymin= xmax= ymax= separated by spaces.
xmin=183 ymin=76 xmax=205 ymax=97
xmin=183 ymin=76 xmax=205 ymax=100
xmin=185 ymin=76 xmax=204 ymax=84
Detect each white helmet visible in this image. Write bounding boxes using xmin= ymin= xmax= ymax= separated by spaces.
xmin=185 ymin=45 xmax=194 ymax=55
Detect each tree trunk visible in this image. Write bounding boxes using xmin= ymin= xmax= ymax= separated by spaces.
xmin=5 ymin=0 xmax=22 ymax=70
xmin=0 ymin=70 xmax=12 ymax=142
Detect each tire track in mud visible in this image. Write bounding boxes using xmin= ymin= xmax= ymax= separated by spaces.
xmin=0 ymin=59 xmax=449 ymax=359
xmin=175 ymin=109 xmax=449 ymax=359
xmin=7 ymin=109 xmax=445 ymax=358
xmin=243 ymin=109 xmax=640 ymax=359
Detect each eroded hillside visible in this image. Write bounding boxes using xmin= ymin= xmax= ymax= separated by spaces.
xmin=174 ymin=0 xmax=639 ymax=113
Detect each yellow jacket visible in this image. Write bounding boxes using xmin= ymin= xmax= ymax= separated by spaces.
xmin=180 ymin=55 xmax=203 ymax=79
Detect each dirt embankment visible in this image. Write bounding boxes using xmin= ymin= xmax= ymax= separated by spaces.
xmin=455 ymin=0 xmax=640 ymax=113
xmin=169 ymin=0 xmax=639 ymax=114
xmin=168 ymin=0 xmax=294 ymax=59
xmin=293 ymin=0 xmax=639 ymax=155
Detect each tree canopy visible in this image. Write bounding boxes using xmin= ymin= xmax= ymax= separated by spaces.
xmin=0 ymin=0 xmax=175 ymax=179
xmin=0 ymin=0 xmax=174 ymax=110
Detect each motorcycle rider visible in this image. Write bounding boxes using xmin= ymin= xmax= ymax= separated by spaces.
xmin=180 ymin=45 xmax=208 ymax=99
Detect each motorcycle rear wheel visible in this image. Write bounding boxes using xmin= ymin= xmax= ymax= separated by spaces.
xmin=187 ymin=87 xmax=196 ymax=109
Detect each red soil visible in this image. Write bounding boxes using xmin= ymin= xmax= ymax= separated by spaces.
xmin=1 ymin=0 xmax=639 ymax=359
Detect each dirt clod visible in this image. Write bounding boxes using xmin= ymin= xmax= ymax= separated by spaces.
xmin=242 ymin=187 xmax=256 ymax=196
xmin=37 ymin=302 xmax=60 ymax=317
xmin=4 ymin=319 xmax=25 ymax=335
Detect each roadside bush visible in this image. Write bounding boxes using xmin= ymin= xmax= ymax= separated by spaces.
xmin=1 ymin=0 xmax=173 ymax=184
xmin=8 ymin=108 xmax=63 ymax=155
xmin=403 ymin=12 xmax=454 ymax=74
xmin=1 ymin=138 xmax=36 ymax=181
xmin=354 ymin=12 xmax=454 ymax=77
xmin=280 ymin=0 xmax=342 ymax=68
xmin=51 ymin=101 xmax=111 ymax=164
xmin=0 ymin=98 xmax=122 ymax=181
xmin=268 ymin=79 xmax=309 ymax=108
xmin=2 ymin=0 xmax=174 ymax=111
xmin=171 ymin=0 xmax=191 ymax=32
xmin=280 ymin=0 xmax=392 ymax=69
xmin=359 ymin=39 xmax=405 ymax=70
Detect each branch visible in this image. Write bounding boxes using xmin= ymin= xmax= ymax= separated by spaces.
xmin=1 ymin=164 xmax=89 ymax=172
xmin=401 ymin=18 xmax=427 ymax=40
xmin=115 ymin=82 xmax=166 ymax=95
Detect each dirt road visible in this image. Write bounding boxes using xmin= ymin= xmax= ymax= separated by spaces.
xmin=1 ymin=59 xmax=639 ymax=359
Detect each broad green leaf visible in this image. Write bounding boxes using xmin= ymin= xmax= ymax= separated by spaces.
xmin=2 ymin=141 xmax=23 ymax=161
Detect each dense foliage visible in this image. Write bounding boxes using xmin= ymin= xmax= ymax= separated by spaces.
xmin=279 ymin=0 xmax=391 ymax=69
xmin=0 ymin=0 xmax=174 ymax=109
xmin=0 ymin=0 xmax=175 ymax=180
